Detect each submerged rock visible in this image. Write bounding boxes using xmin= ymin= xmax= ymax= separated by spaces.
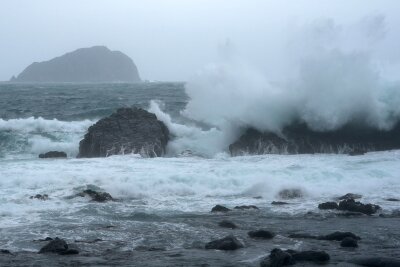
xmin=218 ymin=220 xmax=237 ymax=229
xmin=205 ymin=236 xmax=243 ymax=250
xmin=271 ymin=201 xmax=289 ymax=205
xmin=260 ymin=248 xmax=330 ymax=267
xmin=78 ymin=107 xmax=169 ymax=158
xmin=0 ymin=249 xmax=11 ymax=254
xmin=340 ymin=237 xmax=358 ymax=248
xmin=319 ymin=231 xmax=361 ymax=241
xmin=338 ymin=193 xmax=362 ymax=200
xmin=248 ymin=230 xmax=275 ymax=239
xmin=351 ymin=257 xmax=400 ymax=267
xmin=39 ymin=151 xmax=67 ymax=159
xmin=229 ymin=124 xmax=400 ymax=156
xmin=234 ymin=205 xmax=259 ymax=210
xmin=77 ymin=189 xmax=113 ymax=202
xmin=318 ymin=202 xmax=339 ymax=210
xmin=278 ymin=188 xmax=303 ymax=199
xmin=338 ymin=199 xmax=380 ymax=215
xmin=30 ymin=194 xmax=49 ymax=200
xmin=211 ymin=205 xmax=231 ymax=213
xmin=386 ymin=198 xmax=400 ymax=202
xmin=288 ymin=233 xmax=318 ymax=239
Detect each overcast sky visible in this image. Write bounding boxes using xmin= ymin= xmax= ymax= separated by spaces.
xmin=1 ymin=0 xmax=399 ymax=81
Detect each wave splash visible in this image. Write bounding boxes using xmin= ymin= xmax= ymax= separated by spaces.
xmin=0 ymin=117 xmax=95 ymax=158
xmin=152 ymin=16 xmax=400 ymax=156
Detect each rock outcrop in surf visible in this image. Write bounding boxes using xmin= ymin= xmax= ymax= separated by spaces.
xmin=12 ymin=46 xmax=141 ymax=83
xmin=229 ymin=123 xmax=400 ymax=156
xmin=78 ymin=108 xmax=169 ymax=158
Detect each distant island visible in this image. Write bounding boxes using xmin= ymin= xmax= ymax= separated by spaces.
xmin=11 ymin=46 xmax=141 ymax=83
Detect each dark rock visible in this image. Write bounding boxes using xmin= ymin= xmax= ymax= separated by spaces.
xmin=78 ymin=108 xmax=169 ymax=158
xmin=248 ymin=230 xmax=275 ymax=239
xmin=75 ymin=238 xmax=103 ymax=244
xmin=290 ymin=250 xmax=330 ymax=263
xmin=278 ymin=188 xmax=303 ymax=199
xmin=271 ymin=201 xmax=289 ymax=205
xmin=13 ymin=46 xmax=141 ymax=83
xmin=338 ymin=193 xmax=362 ymax=200
xmin=205 ymin=236 xmax=243 ymax=250
xmin=386 ymin=198 xmax=400 ymax=202
xmin=318 ymin=202 xmax=339 ymax=210
xmin=135 ymin=246 xmax=166 ymax=252
xmin=234 ymin=205 xmax=259 ymax=210
xmin=338 ymin=199 xmax=380 ymax=215
xmin=229 ymin=124 xmax=400 ymax=156
xmin=319 ymin=231 xmax=361 ymax=241
xmin=77 ymin=189 xmax=113 ymax=202
xmin=38 ymin=238 xmax=68 ymax=254
xmin=34 ymin=237 xmax=53 ymax=242
xmin=218 ymin=220 xmax=237 ymax=229
xmin=260 ymin=248 xmax=295 ymax=267
xmin=340 ymin=237 xmax=358 ymax=248
xmin=1 ymin=249 xmax=11 ymax=254
xmin=211 ymin=205 xmax=231 ymax=213
xmin=39 ymin=151 xmax=67 ymax=159
xmin=29 ymin=194 xmax=49 ymax=200
xmin=351 ymin=257 xmax=400 ymax=267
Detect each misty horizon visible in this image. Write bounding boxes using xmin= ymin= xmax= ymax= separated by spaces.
xmin=1 ymin=0 xmax=400 ymax=82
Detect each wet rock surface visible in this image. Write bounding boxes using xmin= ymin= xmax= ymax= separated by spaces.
xmin=30 ymin=194 xmax=49 ymax=200
xmin=38 ymin=237 xmax=78 ymax=255
xmin=338 ymin=199 xmax=381 ymax=215
xmin=205 ymin=236 xmax=243 ymax=250
xmin=78 ymin=108 xmax=169 ymax=158
xmin=77 ymin=189 xmax=113 ymax=202
xmin=218 ymin=220 xmax=237 ymax=229
xmin=340 ymin=237 xmax=358 ymax=248
xmin=211 ymin=205 xmax=231 ymax=213
xmin=248 ymin=230 xmax=275 ymax=239
xmin=318 ymin=202 xmax=339 ymax=210
xmin=39 ymin=151 xmax=67 ymax=159
xmin=229 ymin=124 xmax=400 ymax=156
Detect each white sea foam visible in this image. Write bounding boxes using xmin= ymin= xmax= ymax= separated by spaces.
xmin=0 ymin=117 xmax=95 ymax=158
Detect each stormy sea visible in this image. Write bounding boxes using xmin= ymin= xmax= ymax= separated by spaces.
xmin=0 ymin=82 xmax=399 ymax=266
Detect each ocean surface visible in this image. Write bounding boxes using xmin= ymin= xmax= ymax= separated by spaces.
xmin=0 ymin=83 xmax=399 ymax=266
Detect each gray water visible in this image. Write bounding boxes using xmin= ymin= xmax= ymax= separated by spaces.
xmin=0 ymin=83 xmax=399 ymax=266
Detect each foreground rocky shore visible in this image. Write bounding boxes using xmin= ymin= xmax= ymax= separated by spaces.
xmin=1 ymin=190 xmax=399 ymax=267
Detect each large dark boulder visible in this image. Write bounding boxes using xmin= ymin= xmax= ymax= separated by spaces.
xmin=211 ymin=205 xmax=231 ymax=213
xmin=338 ymin=199 xmax=381 ymax=215
xmin=260 ymin=248 xmax=295 ymax=267
xmin=229 ymin=123 xmax=400 ymax=156
xmin=318 ymin=202 xmax=339 ymax=210
xmin=78 ymin=108 xmax=169 ymax=158
xmin=77 ymin=189 xmax=113 ymax=202
xmin=248 ymin=230 xmax=275 ymax=239
xmin=319 ymin=231 xmax=361 ymax=241
xmin=340 ymin=237 xmax=358 ymax=248
xmin=351 ymin=257 xmax=400 ymax=267
xmin=205 ymin=236 xmax=243 ymax=250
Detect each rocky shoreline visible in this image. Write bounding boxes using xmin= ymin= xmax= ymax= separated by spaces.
xmin=1 ymin=190 xmax=399 ymax=267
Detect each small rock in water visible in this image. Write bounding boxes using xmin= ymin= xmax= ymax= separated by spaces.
xmin=211 ymin=205 xmax=231 ymax=213
xmin=38 ymin=237 xmax=68 ymax=254
xmin=318 ymin=202 xmax=338 ymax=210
xmin=218 ymin=220 xmax=237 ymax=229
xmin=351 ymin=257 xmax=400 ymax=267
xmin=386 ymin=198 xmax=400 ymax=202
xmin=288 ymin=233 xmax=318 ymax=239
xmin=338 ymin=199 xmax=380 ymax=215
xmin=338 ymin=193 xmax=362 ymax=200
xmin=260 ymin=248 xmax=295 ymax=267
xmin=234 ymin=205 xmax=259 ymax=210
xmin=271 ymin=201 xmax=289 ymax=205
xmin=39 ymin=151 xmax=67 ymax=159
xmin=77 ymin=189 xmax=113 ymax=202
xmin=319 ymin=231 xmax=361 ymax=241
xmin=340 ymin=237 xmax=358 ymax=248
xmin=278 ymin=188 xmax=303 ymax=199
xmin=30 ymin=194 xmax=49 ymax=201
xmin=290 ymin=250 xmax=330 ymax=263
xmin=1 ymin=249 xmax=11 ymax=254
xmin=205 ymin=236 xmax=243 ymax=250
xmin=248 ymin=230 xmax=275 ymax=239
